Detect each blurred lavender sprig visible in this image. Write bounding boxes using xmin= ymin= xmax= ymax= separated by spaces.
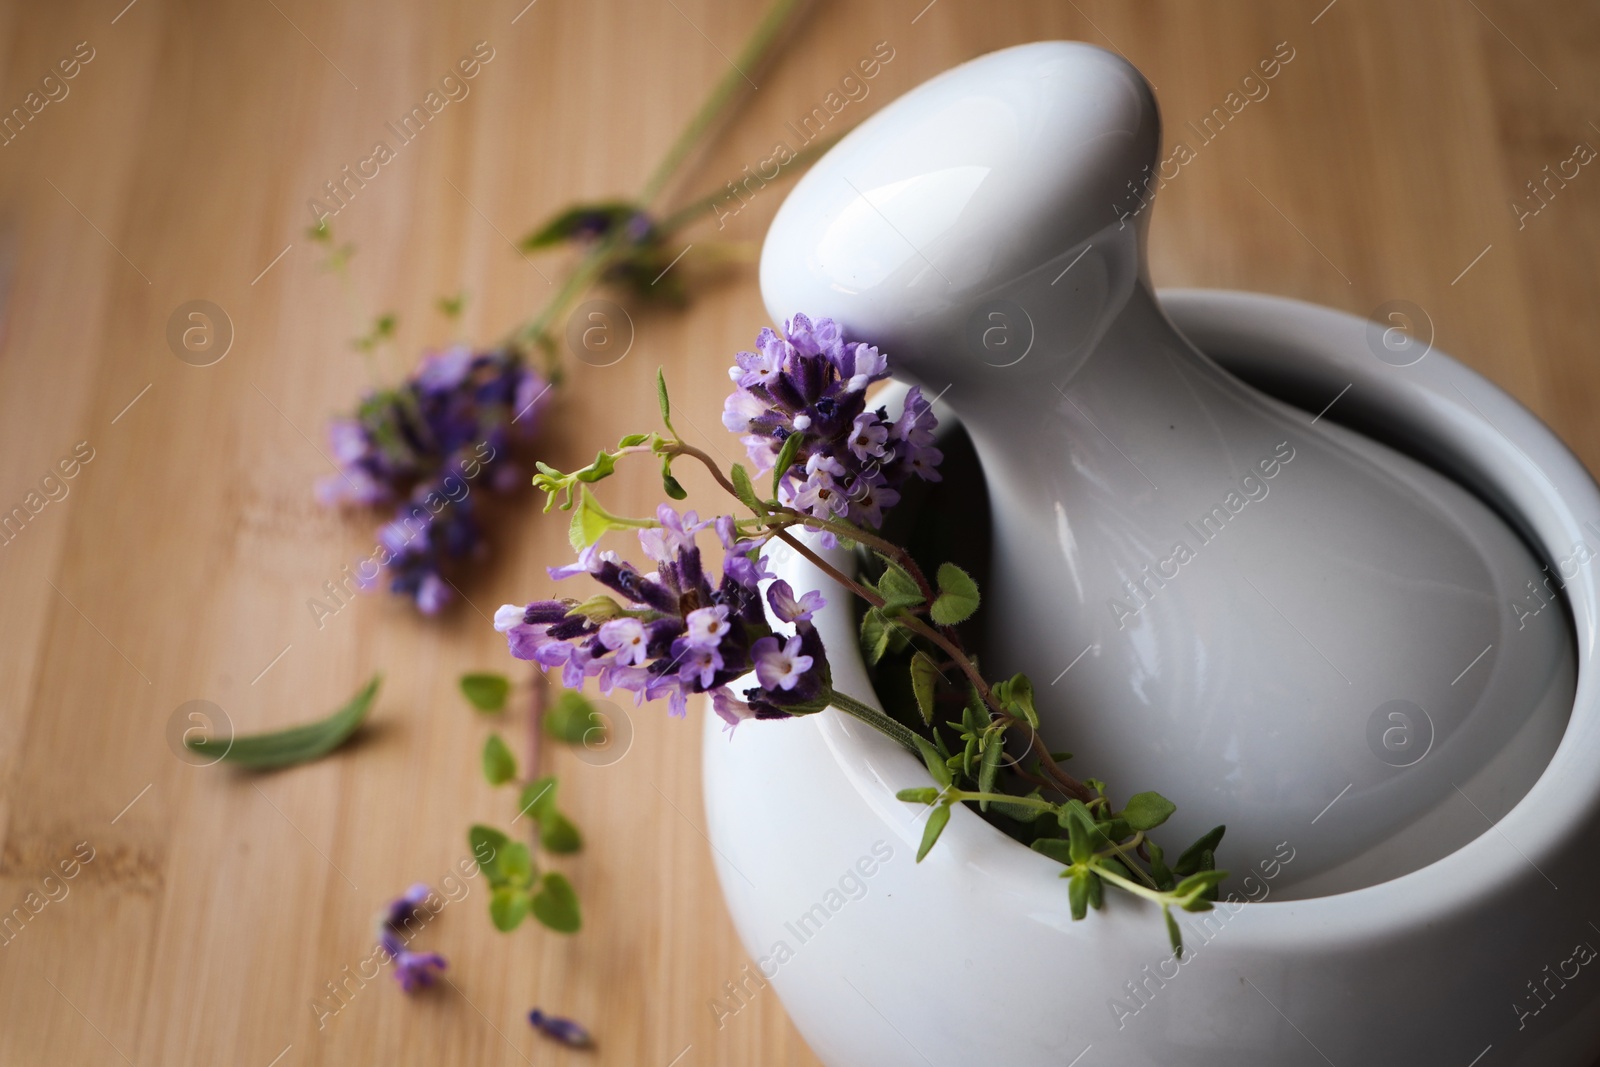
xmin=313 ymin=0 xmax=827 ymax=616
xmin=318 ymin=344 xmax=550 ymax=614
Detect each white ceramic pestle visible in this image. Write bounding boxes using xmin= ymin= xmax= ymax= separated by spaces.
xmin=758 ymin=41 xmax=1574 ymax=893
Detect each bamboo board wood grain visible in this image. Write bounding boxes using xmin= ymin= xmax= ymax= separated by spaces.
xmin=1 ymin=0 xmax=1597 ymax=1063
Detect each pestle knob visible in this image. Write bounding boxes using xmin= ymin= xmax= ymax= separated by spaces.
xmin=759 ymin=41 xmax=1574 ymax=893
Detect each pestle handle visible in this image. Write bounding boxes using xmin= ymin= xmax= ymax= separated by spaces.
xmin=760 ymin=41 xmax=1161 ymax=387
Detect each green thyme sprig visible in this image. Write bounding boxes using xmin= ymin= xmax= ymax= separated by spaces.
xmin=459 ymin=674 xmax=599 ymax=935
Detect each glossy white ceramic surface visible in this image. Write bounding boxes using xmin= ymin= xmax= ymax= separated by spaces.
xmin=703 ymin=291 xmax=1600 ymax=1066
xmin=757 ymin=40 xmax=1574 ymax=892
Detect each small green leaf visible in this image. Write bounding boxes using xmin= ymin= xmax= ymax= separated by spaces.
xmin=909 ymin=652 xmax=940 ymax=726
xmin=539 ymin=810 xmax=583 ymax=854
xmin=482 ymin=734 xmax=517 ymax=785
xmin=895 ymin=787 xmax=939 ymax=804
xmin=436 ymin=291 xmax=466 ymax=320
xmin=1068 ymin=868 xmax=1090 ymax=920
xmin=859 ymin=608 xmax=892 ymax=666
xmin=574 ymin=449 xmax=618 ymax=484
xmin=929 ymin=563 xmax=980 ymax=625
xmin=917 ymin=803 xmax=951 ymax=862
xmin=184 ymin=674 xmax=380 ymax=768
xmin=618 ymin=432 xmax=651 ymax=448
xmin=459 ymin=672 xmax=510 ymax=712
xmin=875 ymin=559 xmax=923 ymax=612
xmin=1173 ymin=825 xmax=1227 ymax=878
xmin=993 ymin=793 xmax=1054 ymax=823
xmin=1086 ymin=867 xmax=1104 ymax=910
xmin=1120 ymin=791 xmax=1177 ymax=833
xmin=1165 ymin=904 xmax=1184 ymax=958
xmin=1064 ymin=801 xmax=1096 ymax=865
xmin=518 ymin=776 xmax=558 ymax=821
xmin=544 ymin=691 xmax=602 ymax=745
xmin=490 ymin=886 xmax=529 ymax=931
xmin=730 ymin=463 xmax=763 ymax=512
xmin=1031 ymin=838 xmax=1073 ymax=864
xmin=469 ymin=824 xmax=511 ymax=885
xmin=566 ymin=596 xmax=627 ymax=624
xmin=520 ymin=201 xmax=640 ymax=250
xmin=770 ymin=431 xmax=803 ymax=498
xmin=1148 ymin=841 xmax=1173 ymax=890
xmin=1000 ymin=673 xmax=1039 ymax=729
xmin=977 ymin=730 xmax=1005 ymax=809
xmin=500 ymin=841 xmax=534 ymax=886
xmin=912 ymin=734 xmax=952 ymax=788
xmin=531 ymin=872 xmax=582 ymax=933
xmin=1173 ymin=869 xmax=1229 ymax=907
xmin=661 ymin=455 xmax=687 ymax=500
xmin=656 ymin=367 xmax=676 ymax=435
xmin=568 ymin=487 xmax=613 ymax=551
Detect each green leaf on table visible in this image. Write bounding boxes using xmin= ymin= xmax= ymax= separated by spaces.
xmin=518 ymin=776 xmax=558 ymax=821
xmin=1165 ymin=905 xmax=1184 ymax=958
xmin=520 ymin=201 xmax=640 ymax=250
xmin=469 ymin=824 xmax=511 ymax=884
xmin=909 ymin=651 xmax=941 ymax=726
xmin=482 ymin=734 xmax=517 ymax=785
xmin=531 ymin=872 xmax=582 ymax=933
xmin=930 ymin=563 xmax=980 ymax=625
xmin=490 ymin=885 xmax=530 ymax=931
xmin=917 ymin=802 xmax=951 ymax=863
xmin=1120 ymin=791 xmax=1177 ymax=833
xmin=544 ymin=691 xmax=603 ymax=745
xmin=500 ymin=841 xmax=535 ymax=887
xmin=539 ymin=810 xmax=583 ymax=854
xmin=459 ymin=672 xmax=510 ymax=713
xmin=730 ymin=463 xmax=763 ymax=511
xmin=184 ymin=674 xmax=380 ymax=769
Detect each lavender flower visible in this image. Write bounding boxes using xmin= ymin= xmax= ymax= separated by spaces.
xmin=319 ymin=347 xmax=551 ymax=613
xmin=527 ymin=1008 xmax=592 ymax=1048
xmin=496 ymin=506 xmax=831 ymax=728
xmin=721 ymin=315 xmax=941 ymax=542
xmin=377 ymin=884 xmax=448 ymax=993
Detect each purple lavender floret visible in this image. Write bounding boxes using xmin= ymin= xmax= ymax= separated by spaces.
xmin=377 ymin=884 xmax=447 ymax=994
xmin=721 ymin=315 xmax=941 ymax=543
xmin=318 ymin=346 xmax=550 ymax=614
xmin=496 ymin=507 xmax=831 ymax=729
xmin=527 ymin=1008 xmax=592 ymax=1047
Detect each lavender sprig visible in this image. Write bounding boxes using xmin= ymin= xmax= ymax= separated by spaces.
xmin=313 ymin=0 xmax=828 ymax=615
xmin=500 ymin=319 xmax=1230 ymax=957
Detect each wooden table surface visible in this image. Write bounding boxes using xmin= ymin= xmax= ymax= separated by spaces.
xmin=3 ymin=0 xmax=1598 ymax=1063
